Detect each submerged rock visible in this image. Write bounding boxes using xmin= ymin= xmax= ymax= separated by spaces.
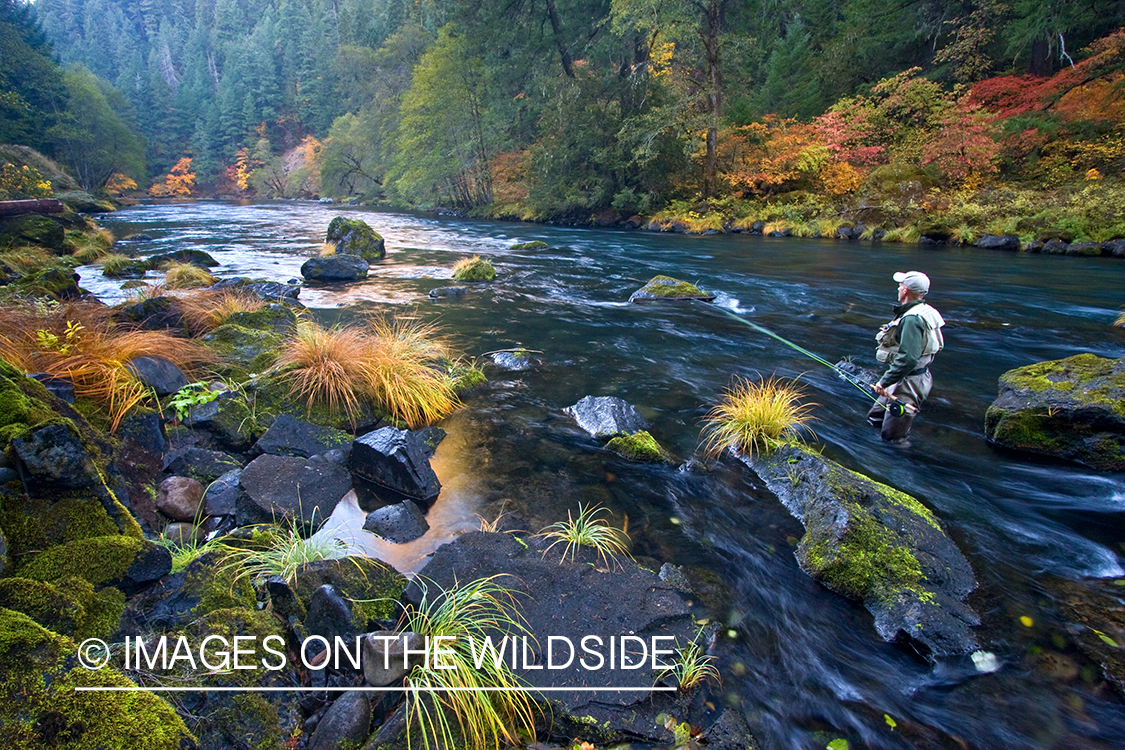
xmin=565 ymin=395 xmax=648 ymax=438
xmin=744 ymin=444 xmax=980 ymax=657
xmin=363 ymin=499 xmax=429 ymax=543
xmin=984 ymin=353 xmax=1125 ymax=470
xmin=629 ymin=274 xmax=714 ymax=303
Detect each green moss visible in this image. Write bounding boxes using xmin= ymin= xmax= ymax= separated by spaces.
xmin=224 ymin=304 xmax=298 ymax=333
xmin=326 ymin=216 xmax=385 ymax=261
xmin=184 ymin=555 xmax=256 ymax=616
xmin=510 ymin=240 xmax=549 ymax=250
xmin=837 ymin=467 xmax=941 ymax=531
xmin=605 ymin=430 xmax=674 ymax=463
xmin=637 ymin=275 xmax=710 ymax=299
xmin=0 ymin=493 xmax=121 ymax=559
xmin=17 ymin=535 xmax=149 ymax=586
xmin=290 ymin=558 xmax=407 ymax=625
xmin=452 ymin=256 xmax=496 ymax=282
xmin=800 ymin=508 xmax=926 ymax=603
xmin=445 ymin=360 xmax=487 ymax=393
xmin=201 ymin=324 xmax=284 ymax=377
xmin=0 ymin=607 xmax=196 ymax=749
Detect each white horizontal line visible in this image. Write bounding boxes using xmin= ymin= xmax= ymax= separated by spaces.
xmin=76 ymin=686 xmax=676 ymax=693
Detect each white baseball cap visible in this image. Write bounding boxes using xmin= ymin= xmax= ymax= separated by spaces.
xmin=893 ymin=271 xmax=930 ymax=294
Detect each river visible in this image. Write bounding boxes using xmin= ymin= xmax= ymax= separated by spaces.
xmin=94 ymin=201 xmax=1125 ymax=750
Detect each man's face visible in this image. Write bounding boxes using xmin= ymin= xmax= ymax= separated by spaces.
xmin=897 ymin=283 xmax=910 ymax=303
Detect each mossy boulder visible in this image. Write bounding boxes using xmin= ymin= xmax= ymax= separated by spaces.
xmin=744 ymin=444 xmax=980 ymax=656
xmin=0 ymin=492 xmax=122 ymax=560
xmin=55 ymin=189 xmax=116 ymax=213
xmin=117 ymin=552 xmax=254 ymax=635
xmin=510 ymin=240 xmax=549 ymax=250
xmin=289 ymin=558 xmax=407 ymax=625
xmin=628 ymin=275 xmax=713 ymax=303
xmin=201 ymin=323 xmax=284 ymax=376
xmin=326 ymin=216 xmax=385 ymax=261
xmin=452 ymin=256 xmax=496 ymax=282
xmin=224 ymin=302 xmax=298 ymax=333
xmin=0 ymin=608 xmax=196 ymax=749
xmin=17 ymin=535 xmax=171 ymax=594
xmin=984 ymin=354 xmax=1125 ymax=470
xmin=0 ymin=214 xmax=66 ymax=252
xmin=15 ymin=265 xmax=82 ymax=299
xmin=185 ymin=392 xmax=263 ymax=451
xmin=0 ymin=576 xmax=125 ymax=641
xmin=605 ymin=430 xmax=675 ymax=463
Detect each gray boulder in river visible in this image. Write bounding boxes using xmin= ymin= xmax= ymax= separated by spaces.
xmin=984 ymin=353 xmax=1125 ymax=471
xmin=300 ymin=254 xmax=369 ymax=282
xmin=565 ymin=395 xmax=648 ymax=437
xmin=743 ymin=444 xmax=980 ymax=657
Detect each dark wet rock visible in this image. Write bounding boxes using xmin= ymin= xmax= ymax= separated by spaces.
xmin=920 ymin=224 xmax=952 ymax=243
xmin=146 ymin=248 xmax=219 ymax=268
xmin=1042 ymin=238 xmax=1069 ymax=254
xmin=1066 ymin=241 xmax=1103 ymax=256
xmin=308 ymin=691 xmax=372 ymax=750
xmin=28 ymin=372 xmax=74 ymax=403
xmin=836 ymin=225 xmax=860 ymax=240
xmin=414 ymin=426 xmax=445 ymax=458
xmin=125 ymin=355 xmax=188 ymax=396
xmin=428 ymin=285 xmax=471 ymax=298
xmin=742 ymin=444 xmax=979 ymax=657
xmin=1024 ymin=240 xmax=1045 ymax=253
xmin=115 ymin=296 xmax=185 ymax=331
xmin=202 ymin=468 xmax=242 ymax=516
xmin=564 ymin=395 xmax=648 ymax=438
xmin=19 ymin=266 xmax=82 ymax=298
xmin=768 ymin=228 xmax=791 ymax=237
xmin=975 ymin=234 xmax=1022 ymax=251
xmin=121 ymin=233 xmax=153 ymax=242
xmin=326 ymin=216 xmax=386 ymax=261
xmin=361 ymin=632 xmax=426 ymax=686
xmin=237 ymin=453 xmax=352 ymax=526
xmin=350 ymin=427 xmax=441 ymax=502
xmin=301 ymin=254 xmax=369 ymax=282
xmin=628 ymin=274 xmax=714 ymax=302
xmin=409 ymin=531 xmax=701 ymax=746
xmin=12 ymin=422 xmax=97 ymax=488
xmin=155 ymin=476 xmax=204 ymax=520
xmin=1105 ymin=240 xmax=1125 ymax=257
xmin=163 ymin=446 xmax=244 ymax=483
xmin=253 ymin=414 xmax=353 ymax=458
xmin=490 ymin=350 xmax=537 ymax=371
xmin=363 ymin=499 xmax=429 ymax=543
xmin=210 ymin=277 xmax=303 ymax=304
xmin=1039 ymin=229 xmax=1075 ymax=243
xmin=305 ymin=584 xmax=357 ymax=642
xmin=116 ymin=553 xmax=249 ymax=633
xmin=984 ymin=354 xmax=1125 ymax=470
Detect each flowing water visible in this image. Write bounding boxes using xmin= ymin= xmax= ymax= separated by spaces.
xmin=95 ymin=201 xmax=1125 ymax=749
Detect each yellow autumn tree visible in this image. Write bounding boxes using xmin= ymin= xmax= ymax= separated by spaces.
xmin=149 ymin=157 xmax=195 ymax=197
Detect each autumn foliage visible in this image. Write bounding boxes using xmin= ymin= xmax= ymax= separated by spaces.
xmin=149 ymin=157 xmax=196 ymax=197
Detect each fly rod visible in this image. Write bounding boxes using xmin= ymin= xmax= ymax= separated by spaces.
xmin=694 ymin=300 xmax=912 ymax=416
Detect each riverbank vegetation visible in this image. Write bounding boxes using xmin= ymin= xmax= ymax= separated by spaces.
xmin=5 ymin=0 xmax=1123 ymax=247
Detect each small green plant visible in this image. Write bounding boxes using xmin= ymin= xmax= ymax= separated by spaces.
xmin=701 ymin=375 xmax=816 ymax=457
xmin=156 ymin=534 xmax=227 ymax=574
xmin=35 ymin=320 xmax=83 ymax=354
xmin=167 ymin=381 xmax=220 ymax=422
xmin=221 ymin=516 xmax=345 ymax=585
xmin=537 ymin=503 xmax=631 ymax=568
xmin=657 ymin=627 xmax=721 ymax=692
xmin=395 ymin=575 xmax=538 ymax=750
xmin=452 ymin=255 xmax=496 ymax=282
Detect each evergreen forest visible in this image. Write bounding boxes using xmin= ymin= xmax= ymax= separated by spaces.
xmin=7 ymin=0 xmax=1125 ymax=239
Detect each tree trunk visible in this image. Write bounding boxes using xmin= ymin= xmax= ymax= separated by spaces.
xmin=545 ymin=0 xmax=576 ymax=78
xmin=699 ymin=0 xmax=723 ymax=198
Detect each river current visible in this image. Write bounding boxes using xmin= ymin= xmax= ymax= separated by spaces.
xmin=94 ymin=201 xmax=1125 ymax=750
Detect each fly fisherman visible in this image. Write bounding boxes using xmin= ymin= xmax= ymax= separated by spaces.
xmin=868 ymin=271 xmax=945 ymax=442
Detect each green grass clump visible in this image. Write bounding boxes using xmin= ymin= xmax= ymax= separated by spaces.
xmin=452 ymin=255 xmax=496 ymax=282
xmin=156 ymin=533 xmax=227 ymax=574
xmin=657 ymin=627 xmax=721 ymax=692
xmin=221 ymin=519 xmax=345 ymax=585
xmin=701 ymin=376 xmax=815 ymax=457
xmin=162 ymin=261 xmax=217 ymax=289
xmin=0 ymin=245 xmax=53 ymax=272
xmin=97 ymin=253 xmax=139 ymax=276
xmin=396 ymin=575 xmax=539 ymax=750
xmin=537 ymin=502 xmax=631 ymax=568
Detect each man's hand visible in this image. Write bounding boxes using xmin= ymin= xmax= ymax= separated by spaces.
xmin=872 ymin=383 xmax=889 ymax=398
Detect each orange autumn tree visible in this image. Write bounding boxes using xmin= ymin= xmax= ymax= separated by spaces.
xmin=105 ymin=172 xmax=137 ymax=195
xmin=149 ymin=157 xmax=195 ymax=197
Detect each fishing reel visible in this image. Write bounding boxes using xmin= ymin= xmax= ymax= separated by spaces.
xmin=887 ymin=401 xmax=909 ymax=418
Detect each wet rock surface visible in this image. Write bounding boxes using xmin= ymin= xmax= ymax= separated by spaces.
xmin=985 ymin=354 xmax=1125 ymax=470
xmin=350 ymin=427 xmax=441 ymax=502
xmin=744 ymin=444 xmax=980 ymax=657
xmin=564 ymin=395 xmax=649 ymax=438
xmin=236 ymin=453 xmax=353 ymax=526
